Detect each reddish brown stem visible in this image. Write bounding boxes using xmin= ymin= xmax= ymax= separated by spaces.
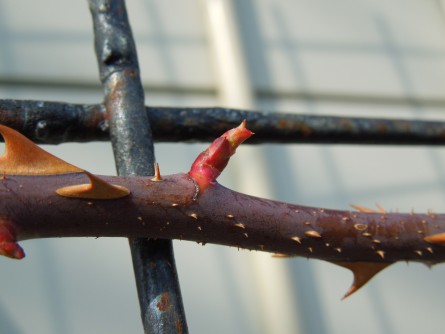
xmin=0 ymin=172 xmax=443 ymax=264
xmin=1 ymin=122 xmax=445 ymax=297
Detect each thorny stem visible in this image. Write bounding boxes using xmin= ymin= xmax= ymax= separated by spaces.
xmin=1 ymin=122 xmax=445 ymax=297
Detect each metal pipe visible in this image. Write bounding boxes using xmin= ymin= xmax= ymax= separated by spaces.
xmin=88 ymin=0 xmax=187 ymax=333
xmin=2 ymin=98 xmax=445 ymax=146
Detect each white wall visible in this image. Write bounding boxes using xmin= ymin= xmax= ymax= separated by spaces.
xmin=1 ymin=1 xmax=445 ymax=333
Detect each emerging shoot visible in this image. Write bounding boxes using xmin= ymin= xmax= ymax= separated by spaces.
xmin=188 ymin=120 xmax=253 ymax=190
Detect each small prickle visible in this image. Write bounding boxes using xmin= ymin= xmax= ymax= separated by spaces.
xmin=376 ymin=250 xmax=385 ymax=259
xmin=415 ymin=250 xmax=423 ymax=256
xmin=305 ymin=230 xmax=321 ymax=238
xmin=291 ymin=236 xmax=302 ymax=244
xmin=151 ymin=162 xmax=163 ymax=181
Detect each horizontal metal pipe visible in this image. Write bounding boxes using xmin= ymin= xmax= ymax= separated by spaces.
xmin=1 ymin=99 xmax=445 ymax=145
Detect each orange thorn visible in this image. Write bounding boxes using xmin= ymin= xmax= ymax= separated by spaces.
xmin=151 ymin=162 xmax=163 ymax=181
xmin=350 ymin=204 xmax=375 ymax=213
xmin=272 ymin=253 xmax=292 ymax=258
xmin=334 ymin=262 xmax=392 ymax=300
xmin=56 ymin=171 xmax=130 ymax=200
xmin=304 ymin=230 xmax=322 ymax=238
xmin=375 ymin=203 xmax=386 ymax=213
xmin=291 ymin=236 xmax=302 ymax=244
xmin=424 ymin=232 xmax=445 ymax=245
xmin=0 ymin=124 xmax=82 ymax=175
xmin=376 ymin=250 xmax=385 ymax=259
xmin=0 ymin=125 xmax=130 ymax=200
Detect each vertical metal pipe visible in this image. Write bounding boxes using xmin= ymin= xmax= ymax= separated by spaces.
xmin=88 ymin=0 xmax=188 ymax=332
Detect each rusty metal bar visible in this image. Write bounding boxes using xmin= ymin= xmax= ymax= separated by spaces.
xmin=2 ymin=98 xmax=445 ymax=146
xmin=88 ymin=1 xmax=188 ymax=333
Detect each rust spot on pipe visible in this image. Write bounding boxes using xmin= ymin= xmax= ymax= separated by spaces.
xmin=176 ymin=319 xmax=183 ymax=334
xmin=156 ymin=292 xmax=172 ymax=312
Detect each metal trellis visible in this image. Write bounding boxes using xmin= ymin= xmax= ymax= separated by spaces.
xmin=3 ymin=1 xmax=445 ymax=333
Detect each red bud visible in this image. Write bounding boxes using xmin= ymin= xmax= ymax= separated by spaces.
xmin=188 ymin=121 xmax=253 ymax=190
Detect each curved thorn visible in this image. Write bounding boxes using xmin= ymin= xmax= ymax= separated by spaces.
xmin=56 ymin=171 xmax=130 ymax=200
xmin=334 ymin=262 xmax=392 ymax=300
xmin=0 ymin=124 xmax=82 ymax=175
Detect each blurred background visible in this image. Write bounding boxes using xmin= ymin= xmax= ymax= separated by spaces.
xmin=1 ymin=0 xmax=445 ymax=333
